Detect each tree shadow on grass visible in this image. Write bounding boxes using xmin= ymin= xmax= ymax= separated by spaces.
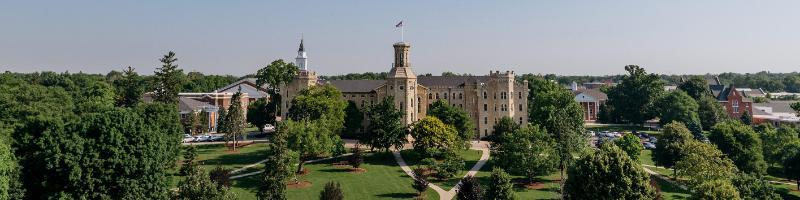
xmin=375 ymin=192 xmax=418 ymax=199
xmin=318 ymin=168 xmax=350 ymax=173
xmin=232 ymin=175 xmax=261 ymax=193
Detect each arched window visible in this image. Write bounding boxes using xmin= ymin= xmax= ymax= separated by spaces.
xmin=459 ymin=93 xmax=463 ymax=99
xmin=428 ymin=93 xmax=433 ymax=99
xmin=483 ymin=92 xmax=487 ymax=99
xmin=483 ymin=104 xmax=488 ymax=111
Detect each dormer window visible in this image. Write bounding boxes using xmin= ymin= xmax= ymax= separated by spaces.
xmin=732 ymin=100 xmax=740 ymax=113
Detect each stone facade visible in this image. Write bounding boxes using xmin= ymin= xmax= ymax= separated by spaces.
xmin=280 ymin=41 xmax=529 ymax=139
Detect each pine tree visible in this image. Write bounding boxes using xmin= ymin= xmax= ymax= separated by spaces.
xmin=115 ymin=66 xmax=144 ymax=107
xmin=180 ymin=145 xmax=198 ymax=176
xmin=350 ymin=144 xmax=364 ymax=169
xmin=217 ymin=108 xmax=228 ymax=133
xmin=257 ymin=126 xmax=294 ymax=200
xmin=152 ymin=51 xmax=183 ymax=104
xmin=456 ymin=176 xmax=483 ymax=200
xmin=319 ymin=181 xmax=344 ymax=200
xmin=486 ymin=168 xmax=516 ymax=200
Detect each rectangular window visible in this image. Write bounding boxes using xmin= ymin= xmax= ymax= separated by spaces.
xmin=484 ymin=104 xmax=488 ymax=111
xmin=732 ymin=100 xmax=739 ymax=113
xmin=484 ymin=117 xmax=488 ymax=124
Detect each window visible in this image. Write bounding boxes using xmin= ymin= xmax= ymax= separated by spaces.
xmin=436 ymin=93 xmax=440 ymax=99
xmin=519 ymin=117 xmax=523 ymax=124
xmin=519 ymin=104 xmax=523 ymax=111
xmin=519 ymin=92 xmax=522 ymax=99
xmin=484 ymin=104 xmax=488 ymax=111
xmin=428 ymin=93 xmax=433 ymax=99
xmin=494 ymin=93 xmax=497 ymax=99
xmin=483 ymin=92 xmax=487 ymax=99
xmin=390 ymin=86 xmax=394 ymax=90
xmin=484 ymin=117 xmax=488 ymax=124
xmin=459 ymin=93 xmax=463 ymax=99
xmin=444 ymin=93 xmax=448 ymax=99
xmin=459 ymin=104 xmax=463 ymax=108
xmin=400 ymin=85 xmax=405 ymax=90
xmin=732 ymin=100 xmax=739 ymax=113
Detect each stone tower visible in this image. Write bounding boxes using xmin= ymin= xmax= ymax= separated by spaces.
xmin=386 ymin=42 xmax=418 ymax=125
xmin=280 ymin=39 xmax=317 ymax=118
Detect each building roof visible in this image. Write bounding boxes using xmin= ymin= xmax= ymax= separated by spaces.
xmin=739 ymin=88 xmax=766 ymax=98
xmin=215 ymin=78 xmax=268 ymax=98
xmin=753 ymin=101 xmax=797 ymax=113
xmin=573 ymin=89 xmax=608 ymax=101
xmin=417 ymin=76 xmax=490 ymax=87
xmin=179 ymin=97 xmax=213 ymax=113
xmin=322 ymin=80 xmax=385 ymax=93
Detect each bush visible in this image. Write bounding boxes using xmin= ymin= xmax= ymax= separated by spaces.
xmin=432 ymin=152 xmax=464 ymax=180
xmin=456 ymin=176 xmax=483 ymax=200
xmin=350 ymin=144 xmax=364 ymax=169
xmin=209 ymin=166 xmax=232 ymax=188
xmin=319 ymin=181 xmax=344 ymax=200
xmin=412 ymin=168 xmax=429 ymax=197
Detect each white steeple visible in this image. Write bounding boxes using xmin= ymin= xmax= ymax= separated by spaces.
xmin=295 ymin=38 xmax=308 ymax=71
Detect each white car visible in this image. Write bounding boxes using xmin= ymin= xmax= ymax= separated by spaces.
xmin=182 ymin=134 xmax=195 ymax=143
xmin=644 ymin=142 xmax=656 ymax=149
xmin=194 ymin=135 xmax=210 ymax=142
xmin=263 ymin=124 xmax=276 ymax=133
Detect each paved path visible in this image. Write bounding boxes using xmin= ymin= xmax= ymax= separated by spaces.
xmin=230 ymin=153 xmax=354 ymax=179
xmin=393 ymin=141 xmax=491 ymax=200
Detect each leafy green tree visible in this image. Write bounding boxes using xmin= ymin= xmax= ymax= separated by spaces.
xmin=153 ymin=51 xmax=184 ymax=104
xmin=782 ymin=141 xmax=800 ymax=190
xmin=563 ymin=143 xmax=657 ymax=200
xmin=258 ymin=126 xmax=297 ymax=200
xmin=653 ymin=122 xmax=694 ymax=177
xmin=760 ymin=125 xmax=798 ymax=167
xmin=410 ymin=116 xmax=460 ymax=154
xmin=691 ymin=179 xmax=741 ymax=200
xmin=247 ymin=98 xmax=272 ymax=133
xmin=364 ymin=96 xmax=406 ymax=151
xmin=183 ymin=111 xmax=202 ymax=134
xmin=697 ymin=95 xmax=728 ymax=130
xmin=456 ymin=176 xmax=483 ymax=200
xmin=198 ymin=110 xmax=210 ymax=133
xmin=431 ymin=151 xmax=464 ymax=180
xmin=486 ymin=168 xmax=515 ymax=200
xmin=492 ymin=125 xmax=556 ymax=183
xmin=657 ymin=90 xmax=701 ymax=126
xmin=606 ymin=65 xmax=664 ymax=124
xmin=176 ymin=162 xmax=235 ymax=200
xmin=224 ymin=89 xmax=247 ymax=151
xmin=739 ymin=111 xmax=752 ymax=125
xmin=615 ymin=133 xmax=643 ymax=160
xmin=181 ymin=72 xmax=238 ymax=93
xmin=114 ymin=66 xmax=145 ymax=107
xmin=209 ymin=166 xmax=233 ymax=188
xmin=731 ymin=173 xmax=781 ymax=200
xmin=319 ymin=181 xmax=344 ymax=200
xmin=678 ymin=76 xmax=710 ymax=100
xmin=676 ymin=140 xmax=736 ymax=188
xmin=0 ymin=126 xmax=17 ymax=199
xmin=288 ymin=85 xmax=346 ymax=132
xmin=525 ymin=77 xmax=587 ymax=184
xmin=488 ymin=116 xmax=519 ymax=145
xmin=256 ymin=59 xmax=299 ymax=117
xmin=342 ymin=101 xmax=363 ymax=138
xmin=709 ymin=120 xmax=767 ymax=175
xmin=283 ymin=119 xmax=344 ymax=174
xmin=427 ymin=100 xmax=475 ymax=143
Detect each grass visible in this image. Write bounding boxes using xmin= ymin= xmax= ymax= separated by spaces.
xmin=193 ymin=143 xmax=269 ymax=170
xmin=227 ymin=152 xmax=439 ymax=200
xmin=652 ymin=175 xmax=691 ymax=200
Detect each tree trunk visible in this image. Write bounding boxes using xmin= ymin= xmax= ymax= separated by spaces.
xmin=233 ymin=134 xmax=237 ymax=151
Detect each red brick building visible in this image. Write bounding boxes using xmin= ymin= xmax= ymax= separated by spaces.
xmin=572 ymin=88 xmax=608 ymax=122
xmin=708 ymin=78 xmax=753 ymax=118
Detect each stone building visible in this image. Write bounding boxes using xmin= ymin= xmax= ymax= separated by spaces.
xmin=281 ymin=40 xmax=529 ymax=139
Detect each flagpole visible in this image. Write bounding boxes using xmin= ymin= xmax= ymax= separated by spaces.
xmin=401 ymin=25 xmax=404 ymax=42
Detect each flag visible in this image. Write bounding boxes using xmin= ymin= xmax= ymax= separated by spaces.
xmin=395 ymin=21 xmax=403 ymax=28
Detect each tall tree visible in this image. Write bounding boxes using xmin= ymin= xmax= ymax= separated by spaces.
xmin=691 ymin=179 xmax=741 ymax=200
xmin=563 ymin=143 xmax=657 ymax=200
xmin=606 ymin=65 xmax=664 ymax=124
xmin=256 ymin=59 xmax=299 ymax=119
xmin=697 ymin=95 xmax=728 ymax=130
xmin=410 ymin=116 xmax=460 ymax=154
xmin=114 ymin=66 xmax=145 ymax=107
xmin=456 ymin=176 xmax=483 ymax=200
xmin=257 ymin=125 xmax=297 ymax=200
xmin=342 ymin=101 xmax=363 ymax=139
xmin=488 ymin=116 xmax=519 ymax=145
xmin=677 ymin=76 xmax=710 ymax=100
xmin=224 ymin=89 xmax=247 ymax=151
xmin=283 ymin=119 xmax=344 ymax=174
xmin=653 ymin=122 xmax=694 ymax=178
xmin=319 ymin=181 xmax=344 ymax=200
xmin=176 ymin=160 xmax=235 ymax=200
xmin=0 ymin=126 xmax=17 ymax=199
xmin=247 ymin=98 xmax=272 ymax=133
xmin=525 ymin=77 xmax=587 ymax=186
xmin=731 ymin=173 xmax=781 ymax=200
xmin=657 ymin=90 xmax=701 ymax=126
xmin=782 ymin=141 xmax=800 ymax=191
xmin=287 ymin=85 xmax=346 ymax=132
xmin=761 ymin=125 xmax=799 ymax=167
xmin=216 ymin=108 xmax=228 ymax=134
xmin=180 ymin=145 xmax=199 ymax=176
xmin=675 ymin=140 xmax=736 ymax=188
xmin=427 ymin=100 xmax=475 ymax=143
xmin=709 ymin=120 xmax=767 ymax=175
xmin=492 ymin=125 xmax=556 ymax=183
xmin=182 ymin=111 xmax=202 ymax=135
xmin=152 ymin=51 xmax=184 ymax=104
xmin=615 ymin=133 xmax=643 ymax=160
xmin=363 ymin=96 xmax=406 ymax=151
xmin=485 ymin=168 xmax=515 ymax=200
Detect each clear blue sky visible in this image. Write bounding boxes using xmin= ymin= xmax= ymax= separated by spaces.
xmin=2 ymin=1 xmax=800 ymax=76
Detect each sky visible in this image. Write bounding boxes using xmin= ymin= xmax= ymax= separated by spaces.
xmin=2 ymin=1 xmax=800 ymax=76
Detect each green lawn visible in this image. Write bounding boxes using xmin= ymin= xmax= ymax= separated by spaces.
xmin=193 ymin=143 xmax=269 ymax=170
xmin=227 ymin=152 xmax=439 ymax=200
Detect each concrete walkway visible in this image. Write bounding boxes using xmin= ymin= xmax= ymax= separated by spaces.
xmin=393 ymin=141 xmax=491 ymax=200
xmin=230 ymin=153 xmax=353 ymax=179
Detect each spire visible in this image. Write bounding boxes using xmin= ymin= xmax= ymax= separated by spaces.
xmin=298 ymin=38 xmax=304 ymax=52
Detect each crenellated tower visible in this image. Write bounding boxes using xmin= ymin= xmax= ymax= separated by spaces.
xmin=386 ymin=42 xmax=419 ymax=125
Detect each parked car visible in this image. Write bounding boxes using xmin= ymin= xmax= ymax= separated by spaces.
xmin=587 ymin=131 xmax=596 ymax=137
xmin=262 ymin=124 xmax=276 ymax=133
xmin=648 ymin=136 xmax=658 ymax=143
xmin=182 ymin=134 xmax=195 ymax=143
xmin=644 ymin=142 xmax=656 ymax=149
xmin=194 ymin=135 xmax=210 ymax=142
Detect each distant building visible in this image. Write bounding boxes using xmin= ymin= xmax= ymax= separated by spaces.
xmin=572 ymin=88 xmax=608 ymax=122
xmin=582 ymin=81 xmax=616 ymax=90
xmin=707 ymin=77 xmax=754 ymax=118
xmin=179 ymin=97 xmax=220 ymax=132
xmin=752 ymin=101 xmax=800 ymax=125
xmin=281 ymin=40 xmax=529 ymax=139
